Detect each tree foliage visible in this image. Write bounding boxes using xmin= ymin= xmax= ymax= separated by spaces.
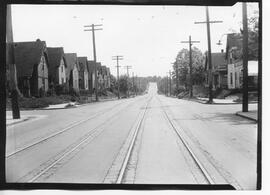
xmin=173 ymin=47 xmax=205 ymax=91
xmin=247 ymin=10 xmax=259 ymax=60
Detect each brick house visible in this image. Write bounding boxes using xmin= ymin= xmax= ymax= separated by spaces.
xmin=14 ymin=39 xmax=49 ymax=97
xmin=47 ymin=47 xmax=67 ymax=88
xmin=64 ymin=53 xmax=79 ymax=91
xmin=77 ymin=57 xmax=89 ymax=90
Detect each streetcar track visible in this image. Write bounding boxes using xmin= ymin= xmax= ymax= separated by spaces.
xmin=115 ymin=95 xmax=153 ymax=183
xmin=156 ymin=95 xmax=215 ymax=184
xmin=6 ymin=97 xmax=144 ymax=158
xmin=19 ymin=96 xmax=147 ymax=182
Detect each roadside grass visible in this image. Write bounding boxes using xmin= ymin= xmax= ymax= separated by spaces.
xmin=6 ymin=91 xmax=118 ymax=110
xmin=6 ymin=95 xmax=72 ymax=110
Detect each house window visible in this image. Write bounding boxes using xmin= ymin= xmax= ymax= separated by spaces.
xmin=62 ymin=78 xmax=64 ymax=84
xmin=42 ymin=78 xmax=45 ymax=89
xmin=61 ymin=66 xmax=64 ymax=73
xmin=230 ymin=73 xmax=233 ymax=85
xmin=235 ymin=72 xmax=237 ymax=83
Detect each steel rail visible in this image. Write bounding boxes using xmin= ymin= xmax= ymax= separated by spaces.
xmin=116 ymin=95 xmax=153 ymax=183
xmin=25 ymin=96 xmax=147 ymax=182
xmin=157 ymin=96 xmax=215 ymax=184
xmin=6 ymin=97 xmax=144 ymax=158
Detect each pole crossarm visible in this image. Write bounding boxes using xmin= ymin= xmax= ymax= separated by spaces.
xmin=194 ymin=21 xmax=223 ymax=24
xmin=84 ymin=24 xmax=103 ymax=27
xmin=84 ymin=29 xmax=103 ymax=31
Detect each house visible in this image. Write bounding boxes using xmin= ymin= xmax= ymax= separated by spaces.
xmin=225 ymin=33 xmax=258 ymax=89
xmin=14 ymin=39 xmax=49 ymax=97
xmin=228 ymin=60 xmax=258 ymax=89
xmin=77 ymin=57 xmax=89 ymax=90
xmin=96 ymin=62 xmax=103 ymax=90
xmin=204 ymin=51 xmax=227 ymax=89
xmin=106 ymin=67 xmax=111 ymax=88
xmin=87 ymin=60 xmax=96 ymax=93
xmin=47 ymin=47 xmax=67 ymax=87
xmin=101 ymin=65 xmax=108 ymax=89
xmin=64 ymin=53 xmax=79 ymax=91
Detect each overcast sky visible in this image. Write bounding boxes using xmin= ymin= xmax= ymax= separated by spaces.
xmin=11 ymin=3 xmax=258 ymax=77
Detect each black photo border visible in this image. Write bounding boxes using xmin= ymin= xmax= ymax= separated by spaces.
xmin=0 ymin=0 xmax=262 ymax=191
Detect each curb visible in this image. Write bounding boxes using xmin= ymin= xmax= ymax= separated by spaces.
xmin=6 ymin=117 xmax=33 ymax=126
xmin=179 ymin=97 xmax=258 ymax=105
xmin=235 ymin=112 xmax=257 ymax=122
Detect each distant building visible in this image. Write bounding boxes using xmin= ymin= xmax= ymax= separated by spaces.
xmin=205 ymin=51 xmax=227 ymax=89
xmin=47 ymin=47 xmax=67 ymax=87
xmin=14 ymin=39 xmax=49 ymax=97
xmin=106 ymin=67 xmax=111 ymax=88
xmin=77 ymin=57 xmax=89 ymax=90
xmin=64 ymin=53 xmax=79 ymax=91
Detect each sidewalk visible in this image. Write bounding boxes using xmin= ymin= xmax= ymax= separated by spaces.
xmin=182 ymin=97 xmax=258 ymax=105
xmin=236 ymin=110 xmax=258 ymax=122
xmin=6 ymin=113 xmax=47 ymax=126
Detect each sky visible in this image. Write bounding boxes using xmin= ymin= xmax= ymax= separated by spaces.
xmin=11 ymin=3 xmax=259 ymax=77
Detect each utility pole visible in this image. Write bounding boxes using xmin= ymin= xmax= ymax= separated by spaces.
xmin=242 ymin=2 xmax=249 ymax=112
xmin=84 ymin=24 xmax=103 ymax=102
xmin=167 ymin=71 xmax=172 ymax=96
xmin=132 ymin=72 xmax=135 ymax=96
xmin=123 ymin=65 xmax=132 ymax=98
xmin=135 ymin=75 xmax=138 ymax=96
xmin=7 ymin=5 xmax=20 ymax=119
xmin=171 ymin=62 xmax=179 ymax=95
xmin=195 ymin=6 xmax=222 ymax=103
xmin=166 ymin=75 xmax=168 ymax=96
xmin=181 ymin=36 xmax=200 ymax=98
xmin=112 ymin=55 xmax=123 ymax=99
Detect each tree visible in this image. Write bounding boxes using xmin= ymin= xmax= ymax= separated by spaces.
xmin=173 ymin=47 xmax=205 ymax=92
xmin=247 ymin=10 xmax=258 ymax=60
xmin=119 ymin=75 xmax=129 ymax=95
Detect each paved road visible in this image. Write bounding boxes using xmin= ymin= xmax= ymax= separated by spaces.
xmin=6 ymin=83 xmax=257 ymax=189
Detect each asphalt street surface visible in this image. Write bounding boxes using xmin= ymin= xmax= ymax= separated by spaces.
xmin=6 ymin=83 xmax=257 ymax=189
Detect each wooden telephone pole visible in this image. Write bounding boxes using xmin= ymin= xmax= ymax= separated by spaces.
xmin=242 ymin=2 xmax=249 ymax=112
xmin=84 ymin=24 xmax=103 ymax=102
xmin=195 ymin=6 xmax=222 ymax=103
xmin=112 ymin=55 xmax=123 ymax=99
xmin=181 ymin=36 xmax=200 ymax=98
xmin=7 ymin=5 xmax=20 ymax=119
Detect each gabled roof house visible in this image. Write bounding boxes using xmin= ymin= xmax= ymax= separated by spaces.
xmin=14 ymin=39 xmax=49 ymax=97
xmin=64 ymin=53 xmax=79 ymax=91
xmin=78 ymin=57 xmax=89 ymax=90
xmin=47 ymin=47 xmax=67 ymax=86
